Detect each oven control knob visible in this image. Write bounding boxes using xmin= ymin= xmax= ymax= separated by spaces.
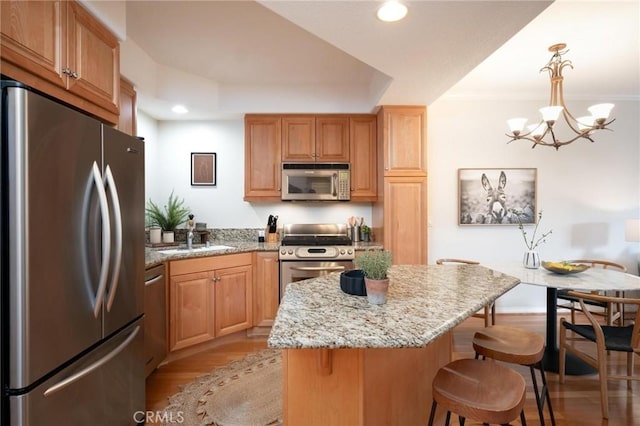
xmin=339 ymin=249 xmax=345 ymax=255
xmin=287 ymin=249 xmax=294 ymax=255
xmin=280 ymin=249 xmax=286 ymax=255
xmin=347 ymin=249 xmax=353 ymax=255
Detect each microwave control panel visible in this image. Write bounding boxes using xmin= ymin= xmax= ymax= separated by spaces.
xmin=337 ymin=170 xmax=350 ymax=200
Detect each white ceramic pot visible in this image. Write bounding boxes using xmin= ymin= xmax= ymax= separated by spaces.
xmin=523 ymin=250 xmax=540 ymax=269
xmin=162 ymin=231 xmax=175 ymax=243
xmin=149 ymin=227 xmax=162 ymax=244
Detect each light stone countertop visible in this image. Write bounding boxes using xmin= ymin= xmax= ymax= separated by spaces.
xmin=268 ymin=264 xmax=520 ymax=349
xmin=145 ymin=240 xmax=383 ymax=268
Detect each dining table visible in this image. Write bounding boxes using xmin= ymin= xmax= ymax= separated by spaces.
xmin=489 ymin=262 xmax=640 ymax=375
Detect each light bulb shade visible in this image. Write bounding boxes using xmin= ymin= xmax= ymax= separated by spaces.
xmin=588 ymin=103 xmax=615 ymax=120
xmin=527 ymin=123 xmax=545 ymax=137
xmin=576 ymin=116 xmax=595 ymax=131
xmin=377 ymin=1 xmax=408 ymax=22
xmin=507 ymin=118 xmax=528 ymax=134
xmin=626 ymin=219 xmax=640 ymax=242
xmin=539 ymin=106 xmax=563 ymax=122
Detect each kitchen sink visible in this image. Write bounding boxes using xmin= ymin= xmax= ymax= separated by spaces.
xmin=157 ymin=245 xmax=234 ymax=255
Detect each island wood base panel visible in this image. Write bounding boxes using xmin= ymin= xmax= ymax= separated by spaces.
xmin=282 ymin=331 xmax=452 ymax=425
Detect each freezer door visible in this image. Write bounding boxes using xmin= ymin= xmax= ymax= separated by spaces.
xmin=101 ymin=126 xmax=145 ymax=336
xmin=9 ymin=320 xmax=144 ymax=426
xmin=5 ymin=87 xmax=104 ymax=389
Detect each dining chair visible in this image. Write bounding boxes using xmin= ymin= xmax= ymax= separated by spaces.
xmin=556 ymin=259 xmax=627 ymax=326
xmin=435 ymin=258 xmax=495 ymax=326
xmin=559 ymin=290 xmax=640 ymax=419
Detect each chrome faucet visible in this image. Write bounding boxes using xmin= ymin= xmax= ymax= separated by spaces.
xmin=187 ymin=230 xmax=194 ymax=249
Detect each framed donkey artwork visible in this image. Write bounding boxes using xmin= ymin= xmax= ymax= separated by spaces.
xmin=458 ymin=168 xmax=537 ymax=225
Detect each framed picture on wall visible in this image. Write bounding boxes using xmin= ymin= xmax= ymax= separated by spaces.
xmin=191 ymin=152 xmax=216 ymax=186
xmin=458 ymin=168 xmax=537 ymax=225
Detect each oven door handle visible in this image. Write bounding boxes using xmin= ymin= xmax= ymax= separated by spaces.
xmin=289 ymin=266 xmax=347 ymax=272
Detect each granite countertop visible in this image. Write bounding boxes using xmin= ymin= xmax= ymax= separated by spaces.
xmin=145 ymin=240 xmax=383 ymax=268
xmin=268 ymin=264 xmax=520 ymax=350
xmin=145 ymin=241 xmax=279 ymax=267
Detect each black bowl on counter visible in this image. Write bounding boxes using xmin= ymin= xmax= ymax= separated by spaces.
xmin=340 ymin=269 xmax=367 ymax=296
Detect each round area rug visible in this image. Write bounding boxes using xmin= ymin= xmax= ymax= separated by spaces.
xmin=162 ymin=349 xmax=282 ymax=426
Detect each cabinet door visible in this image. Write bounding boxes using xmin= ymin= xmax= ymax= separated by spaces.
xmin=66 ymin=1 xmax=119 ymax=114
xmin=0 ymin=0 xmax=66 ymax=88
xmin=378 ymin=106 xmax=426 ymax=175
xmin=282 ymin=115 xmax=315 ymax=161
xmin=349 ymin=115 xmax=377 ymax=201
xmin=316 ymin=116 xmax=349 ymax=162
xmin=169 ymin=271 xmax=215 ymax=351
xmin=118 ymin=77 xmax=137 ymax=136
xmin=253 ymin=252 xmax=279 ymax=327
xmin=244 ymin=115 xmax=282 ymax=201
xmin=214 ymin=264 xmax=253 ymax=337
xmin=383 ymin=176 xmax=427 ymax=265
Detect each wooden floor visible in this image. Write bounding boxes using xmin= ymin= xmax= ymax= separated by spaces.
xmin=146 ymin=313 xmax=640 ymax=425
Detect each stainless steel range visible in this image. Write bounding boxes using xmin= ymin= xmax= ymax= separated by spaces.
xmin=279 ymin=223 xmax=354 ymax=300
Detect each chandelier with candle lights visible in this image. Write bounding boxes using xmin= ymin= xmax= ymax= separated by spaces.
xmin=506 ymin=43 xmax=615 ymax=150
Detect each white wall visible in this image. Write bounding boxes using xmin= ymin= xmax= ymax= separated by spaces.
xmin=141 ymin=97 xmax=639 ymax=313
xmin=141 ymin=118 xmax=372 ymax=230
xmin=427 ymin=98 xmax=640 ymax=312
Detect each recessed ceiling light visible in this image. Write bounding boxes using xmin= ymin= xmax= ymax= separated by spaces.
xmin=171 ymin=105 xmax=188 ymax=114
xmin=377 ymin=1 xmax=408 ymax=22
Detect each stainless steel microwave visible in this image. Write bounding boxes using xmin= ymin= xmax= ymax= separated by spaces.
xmin=281 ymin=163 xmax=350 ymax=201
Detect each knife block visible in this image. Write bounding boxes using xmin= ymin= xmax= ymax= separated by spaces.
xmin=265 ymin=227 xmax=278 ymax=243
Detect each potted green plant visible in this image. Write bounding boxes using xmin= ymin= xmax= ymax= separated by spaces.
xmin=360 ymin=225 xmax=371 ymax=242
xmin=146 ymin=191 xmax=190 ymax=243
xmin=355 ymin=250 xmax=392 ymax=304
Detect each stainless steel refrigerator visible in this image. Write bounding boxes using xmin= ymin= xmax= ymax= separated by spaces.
xmin=1 ymin=80 xmax=145 ymax=425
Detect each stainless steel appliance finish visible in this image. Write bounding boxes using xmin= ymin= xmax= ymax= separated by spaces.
xmin=281 ymin=163 xmax=350 ymax=201
xmin=144 ymin=264 xmax=167 ymax=377
xmin=1 ymin=80 xmax=145 ymax=425
xmin=279 ymin=224 xmax=354 ymax=300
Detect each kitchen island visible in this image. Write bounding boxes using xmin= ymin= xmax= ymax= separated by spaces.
xmin=268 ymin=264 xmax=520 ymax=425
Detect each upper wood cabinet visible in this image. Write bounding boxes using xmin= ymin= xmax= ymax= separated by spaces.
xmin=244 ymin=115 xmax=282 ymax=201
xmin=282 ymin=115 xmax=349 ymax=162
xmin=377 ymin=106 xmax=426 ymax=176
xmin=0 ymin=0 xmax=120 ymax=124
xmin=118 ymin=77 xmax=137 ymax=136
xmin=373 ymin=106 xmax=428 ymax=264
xmin=349 ymin=115 xmax=377 ymax=202
xmin=282 ymin=115 xmax=315 ymax=161
xmin=245 ymin=113 xmax=376 ymax=202
xmin=315 ymin=116 xmax=349 ymax=162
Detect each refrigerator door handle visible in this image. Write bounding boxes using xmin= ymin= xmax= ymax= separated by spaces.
xmin=92 ymin=162 xmax=111 ymax=318
xmin=104 ymin=165 xmax=123 ymax=312
xmin=42 ymin=325 xmax=140 ymax=397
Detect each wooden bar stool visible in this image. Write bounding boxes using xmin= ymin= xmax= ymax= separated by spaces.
xmin=428 ymin=358 xmax=527 ymax=425
xmin=473 ymin=325 xmax=556 ymax=426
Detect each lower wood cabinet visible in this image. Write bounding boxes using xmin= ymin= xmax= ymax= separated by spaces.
xmin=252 ymin=252 xmax=280 ymax=327
xmin=169 ymin=253 xmax=253 ymax=352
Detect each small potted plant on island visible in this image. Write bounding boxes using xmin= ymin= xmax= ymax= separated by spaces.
xmin=146 ymin=191 xmax=191 ymax=244
xmin=355 ymin=250 xmax=392 ymax=304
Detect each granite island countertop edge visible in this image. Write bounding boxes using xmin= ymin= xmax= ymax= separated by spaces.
xmin=268 ymin=264 xmax=521 ymax=350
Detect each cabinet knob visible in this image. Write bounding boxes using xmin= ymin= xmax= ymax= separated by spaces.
xmin=62 ymin=68 xmax=79 ymax=79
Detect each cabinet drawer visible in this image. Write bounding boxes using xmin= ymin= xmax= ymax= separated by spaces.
xmin=169 ymin=252 xmax=252 ymax=276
